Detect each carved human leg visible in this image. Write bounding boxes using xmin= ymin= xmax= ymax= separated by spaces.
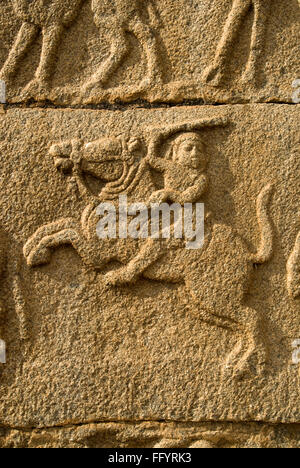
xmin=202 ymin=0 xmax=252 ymax=85
xmin=104 ymin=238 xmax=164 ymax=286
xmin=23 ymin=24 xmax=65 ymax=94
xmin=0 ymin=22 xmax=39 ymax=82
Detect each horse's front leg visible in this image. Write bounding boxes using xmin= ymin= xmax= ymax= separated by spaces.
xmin=24 ymin=219 xmax=78 ymax=267
xmin=0 ymin=22 xmax=39 ymax=83
xmin=242 ymin=0 xmax=269 ymax=85
xmin=202 ymin=0 xmax=252 ymax=85
xmin=82 ymin=25 xmax=129 ymax=94
xmin=23 ymin=24 xmax=64 ymax=96
xmin=25 ymin=228 xmax=81 ymax=267
xmin=130 ymin=19 xmax=162 ymax=89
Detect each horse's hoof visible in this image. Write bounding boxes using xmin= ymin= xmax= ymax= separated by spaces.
xmin=21 ymin=79 xmax=49 ymax=99
xmin=222 ymin=346 xmax=267 ymax=382
xmin=202 ymin=65 xmax=224 ymax=86
xmin=240 ymin=69 xmax=257 ymax=86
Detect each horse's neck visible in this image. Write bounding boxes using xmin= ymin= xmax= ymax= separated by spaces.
xmin=127 ymin=165 xmax=156 ymax=203
xmin=99 ymin=162 xmax=156 ymax=203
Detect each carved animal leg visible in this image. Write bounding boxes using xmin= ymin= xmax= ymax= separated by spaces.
xmin=287 ymin=232 xmax=300 ymax=299
xmin=202 ymin=0 xmax=252 ymax=85
xmin=242 ymin=1 xmax=268 ymax=84
xmin=0 ymin=22 xmax=39 ymax=82
xmin=223 ymin=307 xmax=268 ymax=379
xmin=182 ymin=277 xmax=240 ymax=331
xmin=23 ymin=24 xmax=64 ymax=94
xmin=130 ymin=19 xmax=162 ymax=89
xmin=25 ymin=228 xmax=81 ymax=267
xmin=82 ymin=29 xmax=129 ymax=93
xmin=24 ymin=219 xmax=77 ymax=260
xmin=104 ymin=239 xmax=164 ymax=286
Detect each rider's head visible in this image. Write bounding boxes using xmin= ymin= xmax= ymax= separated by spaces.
xmin=171 ymin=132 xmax=208 ymax=171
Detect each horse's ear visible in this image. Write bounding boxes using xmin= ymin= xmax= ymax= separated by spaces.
xmin=49 ymin=141 xmax=72 ymax=158
xmin=49 ymin=141 xmax=74 ymax=174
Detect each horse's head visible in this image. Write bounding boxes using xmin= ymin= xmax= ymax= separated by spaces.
xmin=50 ymin=136 xmax=147 ymax=201
xmin=81 ymin=136 xmax=144 ymax=182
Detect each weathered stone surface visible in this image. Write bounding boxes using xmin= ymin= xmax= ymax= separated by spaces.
xmin=0 ymin=421 xmax=299 ymax=448
xmin=0 ymin=0 xmax=299 ymax=105
xmin=0 ymin=105 xmax=299 ymax=431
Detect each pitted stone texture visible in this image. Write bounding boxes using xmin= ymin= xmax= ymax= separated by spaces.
xmin=0 ymin=105 xmax=299 ymax=429
xmin=0 ymin=422 xmax=299 ymax=448
xmin=0 ymin=1 xmax=299 ymax=104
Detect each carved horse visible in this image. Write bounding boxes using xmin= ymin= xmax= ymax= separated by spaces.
xmin=203 ymin=0 xmax=271 ymax=85
xmin=0 ymin=0 xmax=84 ymax=94
xmin=23 ymin=120 xmax=274 ymax=378
xmin=83 ymin=0 xmax=162 ymax=93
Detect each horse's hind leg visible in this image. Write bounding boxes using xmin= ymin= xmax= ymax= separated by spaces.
xmin=23 ymin=24 xmax=65 ymax=95
xmin=82 ymin=28 xmax=129 ymax=93
xmin=287 ymin=232 xmax=300 ymax=299
xmin=223 ymin=306 xmax=268 ymax=379
xmin=202 ymin=0 xmax=252 ymax=85
xmin=0 ymin=22 xmax=39 ymax=82
xmin=130 ymin=19 xmax=162 ymax=89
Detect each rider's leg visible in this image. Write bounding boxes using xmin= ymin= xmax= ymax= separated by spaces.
xmin=104 ymin=239 xmax=164 ymax=285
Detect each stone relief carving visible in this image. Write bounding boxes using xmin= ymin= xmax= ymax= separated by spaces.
xmin=1 ymin=421 xmax=299 ymax=448
xmin=23 ymin=119 xmax=275 ymax=378
xmin=287 ymin=232 xmax=300 ymax=299
xmin=203 ymin=0 xmax=270 ymax=85
xmin=0 ymin=1 xmax=284 ymax=99
xmin=0 ymin=0 xmax=85 ymax=94
xmin=83 ymin=0 xmax=163 ymax=94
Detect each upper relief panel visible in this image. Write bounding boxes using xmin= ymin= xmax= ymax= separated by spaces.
xmin=0 ymin=0 xmax=299 ymax=105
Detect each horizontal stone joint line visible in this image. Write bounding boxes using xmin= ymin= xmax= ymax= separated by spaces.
xmin=0 ymin=99 xmax=297 ymax=112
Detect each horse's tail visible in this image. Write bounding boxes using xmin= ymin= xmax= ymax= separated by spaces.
xmin=250 ymin=184 xmax=274 ymax=264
